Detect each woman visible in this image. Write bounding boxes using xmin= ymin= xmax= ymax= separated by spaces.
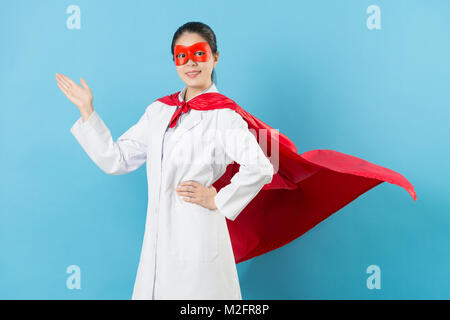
xmin=56 ymin=21 xmax=417 ymax=300
xmin=56 ymin=22 xmax=274 ymax=299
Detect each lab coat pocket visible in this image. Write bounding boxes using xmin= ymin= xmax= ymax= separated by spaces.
xmin=171 ymin=197 xmax=220 ymax=263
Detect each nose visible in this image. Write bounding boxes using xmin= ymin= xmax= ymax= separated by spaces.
xmin=186 ymin=58 xmax=197 ymax=66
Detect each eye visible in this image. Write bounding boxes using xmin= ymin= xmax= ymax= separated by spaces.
xmin=195 ymin=51 xmax=205 ymax=56
xmin=176 ymin=53 xmax=186 ymax=58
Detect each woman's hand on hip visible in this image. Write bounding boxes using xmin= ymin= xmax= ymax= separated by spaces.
xmin=175 ymin=180 xmax=218 ymax=210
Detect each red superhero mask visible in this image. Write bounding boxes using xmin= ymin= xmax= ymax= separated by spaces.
xmin=174 ymin=42 xmax=212 ymax=66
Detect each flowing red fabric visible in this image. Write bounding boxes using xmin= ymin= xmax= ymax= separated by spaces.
xmin=157 ymin=92 xmax=417 ymax=264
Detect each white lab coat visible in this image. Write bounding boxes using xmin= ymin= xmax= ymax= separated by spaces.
xmin=70 ymin=83 xmax=274 ymax=299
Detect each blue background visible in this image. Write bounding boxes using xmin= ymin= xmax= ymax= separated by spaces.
xmin=1 ymin=0 xmax=448 ymax=299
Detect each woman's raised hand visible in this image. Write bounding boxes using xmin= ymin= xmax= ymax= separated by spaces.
xmin=56 ymin=73 xmax=94 ymax=122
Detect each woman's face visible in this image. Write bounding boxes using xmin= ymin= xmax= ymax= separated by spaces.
xmin=174 ymin=32 xmax=219 ymax=89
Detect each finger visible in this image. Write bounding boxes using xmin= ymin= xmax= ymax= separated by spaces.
xmin=177 ymin=185 xmax=196 ymax=192
xmin=59 ymin=73 xmax=77 ymax=88
xmin=177 ymin=191 xmax=193 ymax=197
xmin=57 ymin=81 xmax=74 ymax=99
xmin=80 ymin=78 xmax=89 ymax=89
xmin=177 ymin=191 xmax=196 ymax=197
xmin=179 ymin=181 xmax=198 ymax=188
xmin=183 ymin=196 xmax=199 ymax=203
xmin=57 ymin=82 xmax=68 ymax=95
xmin=57 ymin=78 xmax=69 ymax=91
xmin=57 ymin=73 xmax=73 ymax=89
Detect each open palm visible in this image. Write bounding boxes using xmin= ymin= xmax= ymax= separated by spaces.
xmin=56 ymin=73 xmax=93 ymax=111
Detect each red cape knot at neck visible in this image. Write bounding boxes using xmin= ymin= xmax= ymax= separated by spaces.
xmin=156 ymin=90 xmax=417 ymax=264
xmin=169 ymin=99 xmax=190 ymax=128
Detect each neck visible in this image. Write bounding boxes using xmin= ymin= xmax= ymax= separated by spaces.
xmin=184 ymin=81 xmax=213 ymax=101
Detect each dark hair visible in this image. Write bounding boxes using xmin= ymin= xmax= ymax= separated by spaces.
xmin=171 ymin=22 xmax=218 ymax=84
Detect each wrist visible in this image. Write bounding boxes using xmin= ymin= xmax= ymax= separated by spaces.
xmin=211 ymin=186 xmax=218 ymax=210
xmin=80 ymin=107 xmax=94 ymax=122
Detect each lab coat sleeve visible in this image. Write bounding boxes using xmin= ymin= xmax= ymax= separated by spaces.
xmin=70 ymin=105 xmax=152 ymax=175
xmin=214 ymin=110 xmax=274 ymax=221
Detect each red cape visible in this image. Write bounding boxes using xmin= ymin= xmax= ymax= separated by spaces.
xmin=157 ymin=91 xmax=417 ymax=264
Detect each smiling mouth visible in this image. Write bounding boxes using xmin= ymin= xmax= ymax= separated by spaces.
xmin=186 ymin=71 xmax=201 ymax=78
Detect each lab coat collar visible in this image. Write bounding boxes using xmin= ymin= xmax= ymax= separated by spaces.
xmin=167 ymin=84 xmax=218 ymax=154
xmin=178 ymin=82 xmax=219 ymax=102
